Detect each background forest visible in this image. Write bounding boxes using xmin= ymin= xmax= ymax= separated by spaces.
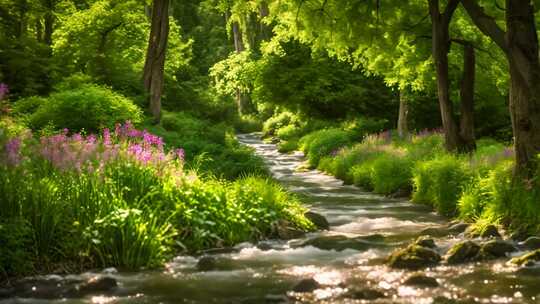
xmin=1 ymin=0 xmax=540 ymax=292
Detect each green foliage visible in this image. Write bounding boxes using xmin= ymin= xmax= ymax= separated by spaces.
xmin=19 ymin=84 xmax=142 ymax=133
xmin=0 ymin=218 xmax=33 ymax=277
xmin=299 ymin=128 xmax=351 ymax=167
xmin=146 ymin=111 xmax=268 ymax=180
xmin=412 ymin=156 xmax=472 ymax=217
xmin=459 ymin=160 xmax=540 ymax=233
xmin=262 ymin=111 xmax=296 ymax=137
xmin=370 ymin=154 xmax=413 ymax=194
xmin=53 ymin=0 xmax=192 ymax=95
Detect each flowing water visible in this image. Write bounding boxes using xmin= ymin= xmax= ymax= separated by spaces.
xmin=3 ymin=133 xmax=540 ymax=303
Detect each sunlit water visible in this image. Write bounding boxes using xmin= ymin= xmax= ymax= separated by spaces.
xmin=3 ymin=133 xmax=540 ymax=303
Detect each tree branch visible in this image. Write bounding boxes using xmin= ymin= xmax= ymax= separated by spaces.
xmin=461 ymin=0 xmax=508 ymax=53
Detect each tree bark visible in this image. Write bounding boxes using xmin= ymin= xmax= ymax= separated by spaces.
xmin=259 ymin=1 xmax=271 ymax=41
xmin=231 ymin=19 xmax=254 ymax=115
xmin=462 ymin=0 xmax=540 ymax=178
xmin=506 ymin=0 xmax=540 ymax=178
xmin=458 ymin=42 xmax=476 ymax=152
xmin=429 ymin=0 xmax=461 ymax=152
xmin=397 ymin=89 xmax=409 ymax=138
xmin=143 ymin=0 xmax=170 ymax=123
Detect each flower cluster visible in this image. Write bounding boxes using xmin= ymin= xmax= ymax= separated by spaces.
xmin=0 ymin=83 xmax=8 ymax=101
xmin=2 ymin=122 xmax=185 ymax=174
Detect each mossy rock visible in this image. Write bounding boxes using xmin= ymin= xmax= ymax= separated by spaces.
xmin=292 ymin=278 xmax=320 ymax=292
xmin=510 ymin=249 xmax=540 ymax=267
xmin=388 ymin=244 xmax=441 ymax=270
xmin=447 ymin=222 xmax=470 ymax=234
xmin=521 ymin=236 xmax=540 ymax=250
xmin=414 ymin=236 xmax=437 ymax=249
xmin=344 ymin=288 xmax=386 ymax=300
xmin=465 ymin=225 xmax=501 ymax=239
xmin=445 ymin=241 xmax=480 ymax=264
xmin=403 ymin=273 xmax=439 ymax=288
xmin=304 ymin=211 xmax=330 ymax=230
xmin=298 ymin=234 xmax=384 ymax=251
xmin=478 ymin=240 xmax=516 ymax=260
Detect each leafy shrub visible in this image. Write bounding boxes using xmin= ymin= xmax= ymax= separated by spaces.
xmin=278 ymin=140 xmax=299 ymax=153
xmin=0 ymin=218 xmax=33 ymax=277
xmin=370 ymin=153 xmax=413 ymax=194
xmin=262 ymin=111 xmax=296 ymax=137
xmin=21 ymin=84 xmax=142 ymax=133
xmin=412 ymin=155 xmax=472 ymax=216
xmin=351 ymin=162 xmax=375 ymax=190
xmin=299 ymin=128 xmax=351 ymax=167
xmin=342 ymin=117 xmax=387 ymax=141
xmin=147 ymin=111 xmax=268 ymax=180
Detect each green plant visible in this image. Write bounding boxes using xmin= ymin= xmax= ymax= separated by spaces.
xmin=299 ymin=128 xmax=351 ymax=167
xmin=370 ymin=153 xmax=413 ymax=194
xmin=412 ymin=155 xmax=472 ymax=216
xmin=24 ymin=84 xmax=142 ymax=132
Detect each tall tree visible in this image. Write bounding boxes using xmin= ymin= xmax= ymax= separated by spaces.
xmin=143 ymin=0 xmax=170 ymax=123
xmin=462 ymin=0 xmax=540 ymax=177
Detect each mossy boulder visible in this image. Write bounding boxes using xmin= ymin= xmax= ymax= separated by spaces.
xmin=414 ymin=236 xmax=437 ymax=249
xmin=478 ymin=240 xmax=516 ymax=260
xmin=388 ymin=244 xmax=441 ymax=270
xmin=445 ymin=241 xmax=480 ymax=264
xmin=447 ymin=222 xmax=470 ymax=234
xmin=298 ymin=234 xmax=385 ymax=251
xmin=521 ymin=236 xmax=540 ymax=250
xmin=510 ymin=249 xmax=540 ymax=267
xmin=465 ymin=225 xmax=501 ymax=239
xmin=304 ymin=211 xmax=330 ymax=230
xmin=344 ymin=288 xmax=386 ymax=300
xmin=292 ymin=278 xmax=320 ymax=292
xmin=403 ymin=273 xmax=439 ymax=288
xmin=274 ymin=220 xmax=305 ymax=240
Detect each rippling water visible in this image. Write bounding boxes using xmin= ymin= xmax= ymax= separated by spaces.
xmin=3 ymin=133 xmax=540 ymax=303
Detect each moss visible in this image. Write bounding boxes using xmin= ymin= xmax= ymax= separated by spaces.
xmin=510 ymin=249 xmax=540 ymax=266
xmin=387 ymin=244 xmax=441 ymax=270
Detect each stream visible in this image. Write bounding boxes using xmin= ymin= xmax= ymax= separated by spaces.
xmin=2 ymin=133 xmax=540 ymax=303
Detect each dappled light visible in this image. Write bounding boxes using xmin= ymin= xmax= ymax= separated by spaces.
xmin=1 ymin=0 xmax=540 ymax=303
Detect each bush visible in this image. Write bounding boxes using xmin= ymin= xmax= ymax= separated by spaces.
xmin=342 ymin=117 xmax=387 ymax=141
xmin=299 ymin=128 xmax=351 ymax=167
xmin=351 ymin=162 xmax=375 ymax=190
xmin=20 ymin=84 xmax=142 ymax=133
xmin=370 ymin=153 xmax=413 ymax=194
xmin=412 ymin=155 xmax=472 ymax=216
xmin=278 ymin=140 xmax=299 ymax=153
xmin=262 ymin=111 xmax=296 ymax=137
xmin=147 ymin=111 xmax=269 ymax=180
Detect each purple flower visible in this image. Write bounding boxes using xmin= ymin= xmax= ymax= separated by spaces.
xmin=5 ymin=137 xmax=21 ymax=165
xmin=103 ymin=128 xmax=111 ymax=145
xmin=0 ymin=83 xmax=9 ymax=100
xmin=175 ymin=148 xmax=185 ymax=161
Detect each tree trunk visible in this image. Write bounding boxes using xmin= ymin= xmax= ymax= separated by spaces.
xmin=506 ymin=0 xmax=540 ymax=178
xmin=36 ymin=19 xmax=43 ymax=42
xmin=429 ymin=0 xmax=461 ymax=152
xmin=462 ymin=0 xmax=540 ymax=177
xmin=458 ymin=42 xmax=476 ymax=152
xmin=231 ymin=19 xmax=254 ymax=115
xmin=259 ymin=1 xmax=271 ymax=41
xmin=397 ymin=89 xmax=409 ymax=138
xmin=44 ymin=11 xmax=54 ymax=46
xmin=143 ymin=0 xmax=170 ymax=123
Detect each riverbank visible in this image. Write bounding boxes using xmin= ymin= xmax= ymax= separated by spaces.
xmin=262 ymin=113 xmax=540 ymax=238
xmin=0 ymin=121 xmax=314 ymax=282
